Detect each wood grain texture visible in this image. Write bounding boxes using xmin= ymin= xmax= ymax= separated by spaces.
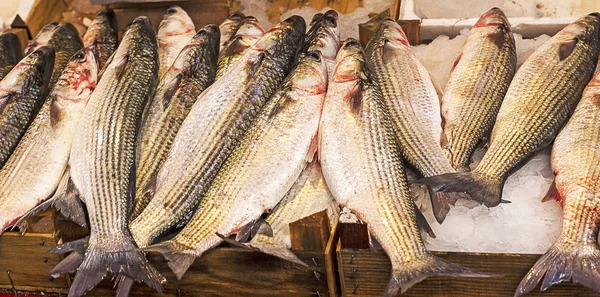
xmin=337 ymin=241 xmax=600 ymax=297
xmin=25 ymin=0 xmax=69 ymax=37
xmin=291 ymin=210 xmax=331 ymax=251
xmin=0 ymin=232 xmax=69 ymax=292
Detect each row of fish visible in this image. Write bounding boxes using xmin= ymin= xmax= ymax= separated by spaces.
xmin=0 ymin=4 xmax=599 ymax=297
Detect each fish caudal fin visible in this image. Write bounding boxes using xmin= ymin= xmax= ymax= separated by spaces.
xmin=420 ymin=172 xmax=504 ymax=223
xmin=56 ymin=239 xmax=164 ymax=297
xmin=143 ymin=240 xmax=196 ymax=280
xmin=515 ymin=241 xmax=600 ymax=297
xmin=385 ymin=253 xmax=492 ymax=296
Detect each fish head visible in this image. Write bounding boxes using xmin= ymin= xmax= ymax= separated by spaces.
xmin=255 ymin=15 xmax=306 ymax=56
xmin=158 ymin=6 xmax=195 ymax=41
xmin=332 ymin=39 xmax=367 ymax=84
xmin=124 ymin=16 xmax=158 ymax=60
xmin=25 ymin=22 xmax=58 ymax=55
xmin=376 ymin=19 xmax=410 ymax=48
xmin=551 ymin=13 xmax=600 ymax=62
xmin=0 ymin=33 xmax=22 ymax=62
xmin=189 ymin=24 xmax=221 ymax=49
xmin=236 ymin=17 xmax=265 ymax=38
xmin=309 ymin=13 xmax=324 ymax=27
xmin=82 ymin=9 xmax=117 ymax=47
xmin=53 ymin=47 xmax=98 ymax=104
xmin=290 ymin=51 xmax=328 ymax=95
xmin=474 ymin=7 xmax=510 ymax=29
xmin=220 ymin=12 xmax=245 ymax=32
xmin=306 ymin=11 xmax=340 ymax=63
xmin=0 ymin=46 xmax=55 ymax=92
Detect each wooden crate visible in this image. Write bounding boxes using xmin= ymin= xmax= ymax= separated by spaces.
xmin=0 ymin=211 xmax=71 ymax=294
xmin=1 ymin=210 xmax=339 ymax=297
xmin=335 ymin=220 xmax=600 ymax=297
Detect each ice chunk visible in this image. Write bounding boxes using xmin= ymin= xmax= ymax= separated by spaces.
xmin=514 ymin=33 xmax=551 ymax=68
xmin=413 ymin=33 xmax=467 ymax=88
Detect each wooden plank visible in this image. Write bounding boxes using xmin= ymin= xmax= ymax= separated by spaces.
xmin=338 ymin=221 xmax=368 ymax=250
xmin=290 ymin=210 xmax=330 ymax=251
xmin=398 ymin=19 xmax=421 ymax=45
xmin=110 ymin=0 xmax=230 ymax=33
xmin=337 ymin=248 xmax=600 ymax=297
xmin=0 ymin=232 xmax=69 ymax=292
xmin=358 ymin=9 xmax=390 ymax=47
xmin=25 ymin=0 xmax=69 ymax=38
xmin=324 ymin=217 xmax=340 ymax=297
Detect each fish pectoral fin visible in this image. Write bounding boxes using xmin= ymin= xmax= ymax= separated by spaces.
xmin=413 ymin=202 xmax=435 ymax=238
xmin=558 ymin=38 xmax=579 ymax=62
xmin=48 ymin=236 xmax=89 ymax=254
xmin=541 ymin=180 xmax=563 ymax=206
xmin=235 ymin=217 xmax=274 ymax=242
xmin=305 ymin=131 xmax=319 ymax=163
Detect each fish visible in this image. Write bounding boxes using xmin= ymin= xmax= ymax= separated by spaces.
xmin=365 ymin=19 xmax=460 ymax=223
xmin=218 ymin=12 xmax=245 ymax=52
xmin=0 ymin=47 xmax=54 ymax=169
xmin=215 ymin=16 xmax=264 ymax=80
xmin=143 ymin=50 xmax=326 ymax=279
xmin=0 ymin=32 xmax=23 ymax=81
xmin=242 ymin=161 xmax=339 ymax=265
xmin=53 ymin=16 xmax=164 ymax=297
xmin=129 ymin=16 xmax=306 ymax=249
xmin=0 ymin=47 xmax=97 ymax=233
xmin=514 ymin=65 xmax=600 ymax=297
xmin=82 ymin=8 xmax=118 ymax=69
xmin=157 ymin=6 xmax=195 ymax=78
xmin=319 ymin=39 xmax=489 ymax=296
xmin=421 ymin=13 xmax=600 ymax=209
xmin=133 ymin=25 xmax=220 ymax=219
xmin=26 ymin=23 xmax=83 ymax=89
xmin=441 ymin=8 xmax=516 ymax=173
xmin=304 ymin=10 xmax=340 ymax=77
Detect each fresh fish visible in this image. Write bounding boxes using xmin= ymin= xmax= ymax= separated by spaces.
xmin=26 ymin=23 xmax=83 ymax=89
xmin=157 ymin=6 xmax=195 ymax=78
xmin=0 ymin=47 xmax=54 ymax=169
xmin=133 ymin=25 xmax=220 ymax=219
xmin=82 ymin=8 xmax=118 ymax=69
xmin=129 ymin=16 xmax=306 ymax=249
xmin=144 ymin=51 xmax=325 ymax=279
xmin=320 ymin=39 xmax=488 ymax=296
xmin=442 ymin=8 xmax=516 ymax=173
xmin=422 ymin=13 xmax=600 ymax=208
xmin=514 ymin=68 xmax=600 ymax=297
xmin=244 ymin=161 xmax=339 ymax=265
xmin=215 ymin=16 xmax=264 ymax=79
xmin=55 ymin=17 xmax=163 ymax=297
xmin=218 ymin=12 xmax=245 ymax=52
xmin=365 ymin=19 xmax=459 ymax=223
xmin=0 ymin=47 xmax=97 ymax=233
xmin=0 ymin=32 xmax=23 ymax=81
xmin=304 ymin=10 xmax=340 ymax=77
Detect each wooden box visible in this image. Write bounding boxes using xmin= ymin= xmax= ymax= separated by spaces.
xmin=335 ymin=220 xmax=599 ymax=297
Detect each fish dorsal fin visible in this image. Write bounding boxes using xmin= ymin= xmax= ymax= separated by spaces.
xmin=345 ymin=81 xmax=363 ymax=115
xmin=559 ymin=38 xmax=579 ymax=62
xmin=50 ymin=100 xmax=65 ymax=129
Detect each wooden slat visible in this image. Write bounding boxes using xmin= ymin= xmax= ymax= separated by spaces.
xmin=0 ymin=232 xmax=69 ymax=292
xmin=338 ymin=221 xmax=369 ymax=250
xmin=324 ymin=217 xmax=340 ymax=297
xmin=290 ymin=210 xmax=331 ymax=251
xmin=337 ymin=247 xmax=600 ymax=297
xmin=25 ymin=0 xmax=69 ymax=38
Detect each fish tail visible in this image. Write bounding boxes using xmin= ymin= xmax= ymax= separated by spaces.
xmin=384 ymin=253 xmax=492 ymax=296
xmin=143 ymin=240 xmax=197 ymax=280
xmin=515 ymin=241 xmax=600 ymax=297
xmin=59 ymin=239 xmax=164 ymax=297
xmin=420 ymin=172 xmax=503 ymax=222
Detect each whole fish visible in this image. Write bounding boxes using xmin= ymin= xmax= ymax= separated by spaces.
xmin=365 ymin=19 xmax=459 ymax=223
xmin=304 ymin=10 xmax=340 ymax=77
xmin=130 ymin=16 xmax=306 ymax=249
xmin=0 ymin=47 xmax=54 ymax=169
xmin=82 ymin=8 xmax=118 ymax=69
xmin=218 ymin=12 xmax=245 ymax=52
xmin=133 ymin=25 xmax=220 ymax=219
xmin=0 ymin=47 xmax=97 ymax=233
xmin=157 ymin=6 xmax=195 ymax=78
xmin=422 ymin=13 xmax=600 ymax=208
xmin=244 ymin=161 xmax=339 ymax=265
xmin=0 ymin=32 xmax=22 ymax=81
xmin=514 ymin=67 xmax=600 ymax=297
xmin=442 ymin=8 xmax=516 ymax=173
xmin=26 ymin=23 xmax=83 ymax=89
xmin=55 ymin=17 xmax=164 ymax=297
xmin=320 ymin=39 xmax=488 ymax=296
xmin=215 ymin=16 xmax=264 ymax=79
xmin=144 ymin=51 xmax=326 ymax=279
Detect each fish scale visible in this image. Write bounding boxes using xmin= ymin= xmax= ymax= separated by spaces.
xmin=130 ymin=16 xmax=306 ymax=248
xmin=441 ymin=8 xmax=516 ymax=173
xmin=515 ymin=69 xmax=600 ymax=297
xmin=0 ymin=33 xmax=22 ymax=82
xmin=422 ymin=13 xmax=600 ymax=210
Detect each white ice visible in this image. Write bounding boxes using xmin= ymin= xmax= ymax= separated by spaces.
xmin=413 ymin=31 xmax=562 ymax=254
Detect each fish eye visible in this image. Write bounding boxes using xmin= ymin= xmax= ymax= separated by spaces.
xmin=166 ymin=7 xmax=178 ymax=14
xmin=74 ymin=52 xmax=86 ymax=62
xmin=324 ymin=15 xmax=337 ymax=27
xmin=307 ymin=51 xmax=321 ymax=62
